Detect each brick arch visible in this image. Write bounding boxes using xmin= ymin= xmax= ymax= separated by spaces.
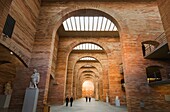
xmin=146 ymin=65 xmax=163 ymax=83
xmin=73 ymin=42 xmax=104 ymax=51
xmin=0 ymin=40 xmax=29 ymax=67
xmin=78 ymin=69 xmax=100 ymax=80
xmin=80 ymin=77 xmax=95 ymax=86
xmin=82 ymin=80 xmax=94 ymax=85
xmin=51 ymin=8 xmax=127 ymax=54
xmin=73 ymin=54 xmax=105 ymax=82
xmin=54 ymin=8 xmax=124 ymax=104
xmin=72 ymin=52 xmax=107 ymax=70
xmin=146 ymin=65 xmax=163 ymax=69
xmin=68 ymin=41 xmax=110 ymax=54
xmin=142 ymin=40 xmax=160 ymax=47
xmin=53 ymin=8 xmax=124 ymax=34
xmin=80 ymin=64 xmax=95 ymax=68
xmin=78 ymin=56 xmax=100 ymax=63
xmin=74 ymin=62 xmax=103 ymax=84
xmin=76 ymin=63 xmax=102 ymax=73
xmin=76 ymin=77 xmax=95 ymax=98
xmin=80 ymin=73 xmax=96 ymax=81
xmin=82 ymin=74 xmax=95 ymax=78
xmin=80 ymin=79 xmax=95 ymax=96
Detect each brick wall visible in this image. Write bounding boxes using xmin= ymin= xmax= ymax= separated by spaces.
xmin=4 ymin=0 xmax=41 ymax=110
xmin=1 ymin=1 xmax=170 ymax=112
xmin=38 ymin=1 xmax=170 ymax=111
xmin=0 ymin=0 xmax=41 ymax=65
xmin=0 ymin=0 xmax=13 ymax=36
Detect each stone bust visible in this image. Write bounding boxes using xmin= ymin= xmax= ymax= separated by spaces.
xmin=29 ymin=69 xmax=40 ymax=88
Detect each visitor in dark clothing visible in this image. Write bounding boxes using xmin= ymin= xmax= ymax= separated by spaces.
xmin=70 ymin=96 xmax=74 ymax=107
xmin=85 ymin=96 xmax=88 ymax=102
xmin=65 ymin=96 xmax=69 ymax=106
xmin=89 ymin=97 xmax=91 ymax=102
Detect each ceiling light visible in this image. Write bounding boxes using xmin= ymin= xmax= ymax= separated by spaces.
xmin=10 ymin=52 xmax=13 ymax=55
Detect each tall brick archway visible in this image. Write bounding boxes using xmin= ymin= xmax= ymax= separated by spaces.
xmin=68 ymin=53 xmax=105 ymax=101
xmin=48 ymin=8 xmax=125 ymax=106
xmin=52 ymin=8 xmax=125 ymax=36
xmin=2 ymin=1 xmax=170 ymax=112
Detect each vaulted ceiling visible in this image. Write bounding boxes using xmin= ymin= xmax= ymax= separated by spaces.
xmin=42 ymin=0 xmax=155 ymax=2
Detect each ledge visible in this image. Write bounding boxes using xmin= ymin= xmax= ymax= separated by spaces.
xmin=149 ymin=79 xmax=170 ymax=86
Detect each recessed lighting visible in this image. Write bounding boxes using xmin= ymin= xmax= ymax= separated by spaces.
xmin=10 ymin=52 xmax=13 ymax=55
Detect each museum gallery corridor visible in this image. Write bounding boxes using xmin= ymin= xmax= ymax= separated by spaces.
xmin=50 ymin=98 xmax=127 ymax=112
xmin=1 ymin=0 xmax=170 ymax=112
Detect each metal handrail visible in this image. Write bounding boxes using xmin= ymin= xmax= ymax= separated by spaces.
xmin=155 ymin=32 xmax=167 ymax=44
xmin=144 ymin=32 xmax=167 ymax=56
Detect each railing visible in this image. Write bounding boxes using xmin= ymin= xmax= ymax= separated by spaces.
xmin=145 ymin=32 xmax=167 ymax=56
xmin=155 ymin=32 xmax=167 ymax=44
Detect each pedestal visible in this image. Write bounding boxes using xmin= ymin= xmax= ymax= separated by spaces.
xmin=0 ymin=95 xmax=11 ymax=108
xmin=22 ymin=88 xmax=39 ymax=112
xmin=115 ymin=99 xmax=120 ymax=106
xmin=0 ymin=95 xmax=6 ymax=108
xmin=106 ymin=96 xmax=109 ymax=103
xmin=4 ymin=95 xmax=11 ymax=108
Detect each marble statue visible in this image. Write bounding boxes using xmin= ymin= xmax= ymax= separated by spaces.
xmin=29 ymin=69 xmax=40 ymax=88
xmin=115 ymin=96 xmax=120 ymax=106
xmin=106 ymin=93 xmax=109 ymax=103
xmin=4 ymin=81 xmax=13 ymax=95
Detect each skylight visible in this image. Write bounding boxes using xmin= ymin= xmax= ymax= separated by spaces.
xmin=80 ymin=57 xmax=96 ymax=61
xmin=73 ymin=43 xmax=103 ymax=50
xmin=63 ymin=16 xmax=118 ymax=31
xmin=83 ymin=65 xmax=93 ymax=67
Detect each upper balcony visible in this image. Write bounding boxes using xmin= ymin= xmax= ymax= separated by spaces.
xmin=142 ymin=33 xmax=170 ymax=59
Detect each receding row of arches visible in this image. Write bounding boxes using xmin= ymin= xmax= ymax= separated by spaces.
xmin=66 ymin=42 xmax=104 ymax=100
xmin=1 ymin=3 xmax=170 ymax=111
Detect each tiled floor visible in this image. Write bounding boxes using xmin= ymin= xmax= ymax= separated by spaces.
xmin=50 ymin=98 xmax=128 ymax=112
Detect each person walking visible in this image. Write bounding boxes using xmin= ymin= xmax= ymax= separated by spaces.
xmin=85 ymin=96 xmax=88 ymax=102
xmin=65 ymin=96 xmax=69 ymax=106
xmin=70 ymin=96 xmax=74 ymax=107
xmin=89 ymin=96 xmax=91 ymax=102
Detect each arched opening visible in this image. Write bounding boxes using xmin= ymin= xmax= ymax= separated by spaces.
xmin=82 ymin=80 xmax=94 ymax=97
xmin=0 ymin=44 xmax=25 ymax=108
xmin=73 ymin=43 xmax=103 ymax=51
xmin=146 ymin=66 xmax=163 ymax=83
xmin=141 ymin=41 xmax=160 ymax=56
xmin=50 ymin=8 xmax=124 ymax=107
xmin=56 ymin=9 xmax=121 ymax=36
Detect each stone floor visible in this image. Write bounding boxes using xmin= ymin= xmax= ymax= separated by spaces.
xmin=50 ymin=98 xmax=128 ymax=112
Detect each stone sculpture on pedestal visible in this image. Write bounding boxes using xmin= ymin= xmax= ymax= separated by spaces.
xmin=115 ymin=96 xmax=120 ymax=106
xmin=29 ymin=69 xmax=40 ymax=88
xmin=106 ymin=93 xmax=109 ymax=103
xmin=22 ymin=69 xmax=40 ymax=112
xmin=4 ymin=81 xmax=12 ymax=95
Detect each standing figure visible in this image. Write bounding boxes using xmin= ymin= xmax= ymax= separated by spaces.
xmin=29 ymin=69 xmax=40 ymax=88
xmin=4 ymin=81 xmax=12 ymax=95
xmin=65 ymin=96 xmax=69 ymax=106
xmin=85 ymin=96 xmax=88 ymax=102
xmin=89 ymin=96 xmax=91 ymax=102
xmin=70 ymin=96 xmax=73 ymax=107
